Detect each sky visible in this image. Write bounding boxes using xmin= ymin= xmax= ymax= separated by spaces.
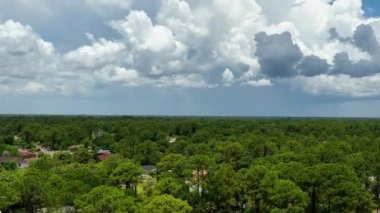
xmin=1 ymin=0 xmax=380 ymax=117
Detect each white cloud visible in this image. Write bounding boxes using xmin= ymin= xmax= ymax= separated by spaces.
xmin=64 ymin=38 xmax=126 ymax=68
xmin=21 ymin=82 xmax=47 ymax=93
xmin=109 ymin=10 xmax=189 ymax=76
xmin=222 ymin=68 xmax=234 ymax=86
xmin=0 ymin=20 xmax=56 ymax=78
xmin=246 ymin=79 xmax=273 ymax=87
xmin=95 ymin=66 xmax=140 ymax=86
xmin=154 ymin=74 xmax=214 ymax=88
xmin=0 ymin=20 xmax=58 ymax=95
xmin=1 ymin=0 xmax=380 ymax=98
xmin=85 ymin=0 xmax=133 ymax=10
xmin=110 ymin=11 xmax=177 ymax=53
xmin=291 ymin=74 xmax=380 ymax=97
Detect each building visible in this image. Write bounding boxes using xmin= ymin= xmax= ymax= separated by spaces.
xmin=97 ymin=153 xmax=112 ymax=161
xmin=97 ymin=149 xmax=111 ymax=155
xmin=96 ymin=149 xmax=112 ymax=161
xmin=18 ymin=149 xmax=37 ymax=159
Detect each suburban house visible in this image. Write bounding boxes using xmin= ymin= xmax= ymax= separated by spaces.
xmin=96 ymin=149 xmax=112 ymax=161
xmin=97 ymin=153 xmax=112 ymax=161
xmin=97 ymin=149 xmax=111 ymax=155
xmin=18 ymin=149 xmax=37 ymax=159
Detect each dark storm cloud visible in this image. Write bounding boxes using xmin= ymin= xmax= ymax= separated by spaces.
xmin=255 ymin=32 xmax=330 ymax=78
xmin=331 ymin=52 xmax=379 ymax=77
xmin=255 ymin=32 xmax=303 ymax=78
xmin=353 ymin=24 xmax=379 ymax=55
xmin=256 ymin=25 xmax=380 ymax=79
xmin=298 ymin=55 xmax=330 ymax=77
xmin=329 ymin=24 xmax=379 ymax=55
xmin=325 ymin=24 xmax=380 ymax=77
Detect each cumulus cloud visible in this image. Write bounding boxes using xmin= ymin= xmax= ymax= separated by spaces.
xmin=297 ymin=55 xmax=330 ymax=77
xmin=64 ymin=38 xmax=126 ymax=68
xmin=0 ymin=20 xmax=56 ymax=78
xmin=110 ymin=11 xmax=177 ymax=53
xmin=246 ymin=79 xmax=273 ymax=87
xmin=2 ymin=0 xmax=380 ymax=98
xmin=353 ymin=24 xmax=379 ymax=55
xmin=95 ymin=66 xmax=140 ymax=86
xmin=254 ymin=21 xmax=380 ymax=80
xmin=255 ymin=32 xmax=303 ymax=78
xmin=0 ymin=20 xmax=58 ymax=95
xmin=109 ymin=10 xmax=189 ymax=76
xmin=330 ymin=52 xmax=379 ymax=77
xmin=222 ymin=68 xmax=235 ymax=87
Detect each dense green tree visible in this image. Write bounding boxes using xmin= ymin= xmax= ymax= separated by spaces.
xmin=204 ymin=164 xmax=238 ymax=212
xmin=72 ymin=147 xmax=95 ymax=164
xmin=110 ymin=160 xmax=143 ymax=194
xmin=0 ymin=116 xmax=380 ymax=212
xmin=75 ymin=185 xmax=135 ymax=213
xmin=113 ymin=136 xmax=139 ymax=159
xmin=154 ymin=176 xmax=187 ymax=199
xmin=54 ymin=163 xmax=101 ymax=188
xmin=190 ymin=154 xmax=214 ymax=198
xmin=267 ymin=180 xmax=308 ymax=213
xmin=0 ymin=171 xmax=21 ymax=211
xmin=136 ymin=140 xmax=162 ymax=165
xmin=217 ymin=142 xmax=245 ymax=169
xmin=16 ymin=169 xmax=50 ymax=212
xmin=302 ymin=164 xmax=374 ymax=212
xmin=140 ymin=195 xmax=192 ymax=213
xmin=243 ymin=165 xmax=273 ymax=212
xmin=95 ymin=154 xmax=124 ymax=183
xmin=94 ymin=133 xmax=116 ymax=150
xmin=30 ymin=155 xmax=59 ymax=171
xmin=157 ymin=154 xmax=191 ymax=179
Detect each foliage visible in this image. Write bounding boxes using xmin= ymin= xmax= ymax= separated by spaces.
xmin=0 ymin=116 xmax=379 ymax=212
xmin=75 ymin=185 xmax=135 ymax=213
xmin=140 ymin=195 xmax=192 ymax=213
xmin=110 ymin=160 xmax=143 ymax=194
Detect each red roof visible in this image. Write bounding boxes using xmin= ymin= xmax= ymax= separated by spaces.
xmin=97 ymin=153 xmax=112 ymax=161
xmin=18 ymin=149 xmax=37 ymax=158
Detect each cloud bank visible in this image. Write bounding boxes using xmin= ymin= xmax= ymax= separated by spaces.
xmin=1 ymin=0 xmax=380 ymax=97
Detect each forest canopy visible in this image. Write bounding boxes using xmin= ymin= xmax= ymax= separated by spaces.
xmin=1 ymin=116 xmax=380 ymax=212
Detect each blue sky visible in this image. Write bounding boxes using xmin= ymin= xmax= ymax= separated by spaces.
xmin=1 ymin=0 xmax=380 ymax=117
xmin=363 ymin=0 xmax=380 ymax=17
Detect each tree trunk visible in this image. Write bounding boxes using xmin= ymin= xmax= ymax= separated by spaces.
xmin=254 ymin=199 xmax=261 ymax=213
xmin=328 ymin=196 xmax=331 ymax=213
xmin=310 ymin=187 xmax=318 ymax=213
xmin=26 ymin=202 xmax=34 ymax=213
xmin=126 ymin=181 xmax=132 ymax=189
